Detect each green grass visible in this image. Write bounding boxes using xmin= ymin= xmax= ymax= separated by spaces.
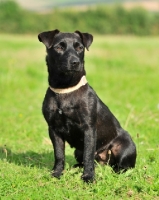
xmin=0 ymin=34 xmax=159 ymax=199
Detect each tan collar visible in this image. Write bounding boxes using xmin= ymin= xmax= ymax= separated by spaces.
xmin=49 ymin=76 xmax=87 ymax=94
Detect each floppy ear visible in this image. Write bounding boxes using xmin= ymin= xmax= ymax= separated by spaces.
xmin=75 ymin=30 xmax=93 ymax=51
xmin=38 ymin=29 xmax=60 ymax=49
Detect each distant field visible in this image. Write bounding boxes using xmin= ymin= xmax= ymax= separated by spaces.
xmin=15 ymin=0 xmax=117 ymax=11
xmin=0 ymin=34 xmax=159 ymax=199
xmin=15 ymin=0 xmax=159 ymax=11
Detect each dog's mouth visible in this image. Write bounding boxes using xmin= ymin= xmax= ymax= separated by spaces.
xmin=58 ymin=65 xmax=82 ymax=74
xmin=60 ymin=70 xmax=80 ymax=76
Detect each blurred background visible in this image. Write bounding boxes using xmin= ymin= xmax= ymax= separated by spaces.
xmin=1 ymin=0 xmax=159 ymax=35
xmin=1 ymin=1 xmax=159 ymax=198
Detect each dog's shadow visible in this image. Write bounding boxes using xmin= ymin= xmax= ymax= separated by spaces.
xmin=0 ymin=146 xmax=76 ymax=170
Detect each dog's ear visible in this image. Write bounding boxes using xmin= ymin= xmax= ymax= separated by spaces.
xmin=75 ymin=31 xmax=93 ymax=51
xmin=38 ymin=29 xmax=60 ymax=49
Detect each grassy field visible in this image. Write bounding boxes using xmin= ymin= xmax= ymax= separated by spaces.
xmin=0 ymin=34 xmax=159 ymax=199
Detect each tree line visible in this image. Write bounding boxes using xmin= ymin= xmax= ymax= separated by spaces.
xmin=0 ymin=1 xmax=159 ymax=35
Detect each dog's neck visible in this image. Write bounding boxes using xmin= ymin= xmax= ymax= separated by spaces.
xmin=50 ymin=76 xmax=87 ymax=94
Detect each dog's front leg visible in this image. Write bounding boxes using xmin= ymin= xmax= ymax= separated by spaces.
xmin=82 ymin=128 xmax=96 ymax=183
xmin=49 ymin=126 xmax=65 ymax=179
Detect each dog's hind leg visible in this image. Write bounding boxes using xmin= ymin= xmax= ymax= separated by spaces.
xmin=109 ymin=131 xmax=137 ymax=173
xmin=74 ymin=149 xmax=84 ymax=168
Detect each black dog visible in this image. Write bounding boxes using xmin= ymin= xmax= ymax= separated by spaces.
xmin=38 ymin=29 xmax=136 ymax=182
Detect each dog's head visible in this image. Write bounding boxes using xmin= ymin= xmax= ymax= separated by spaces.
xmin=38 ymin=30 xmax=93 ymax=73
xmin=38 ymin=29 xmax=93 ymax=88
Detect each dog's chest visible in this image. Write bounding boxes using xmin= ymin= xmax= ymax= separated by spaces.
xmin=43 ymin=93 xmax=82 ymax=131
xmin=43 ymin=93 xmax=85 ymax=147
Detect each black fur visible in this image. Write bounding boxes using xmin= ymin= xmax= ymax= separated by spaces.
xmin=38 ymin=30 xmax=137 ymax=182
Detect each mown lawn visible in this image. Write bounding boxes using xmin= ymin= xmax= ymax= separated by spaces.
xmin=0 ymin=34 xmax=159 ymax=199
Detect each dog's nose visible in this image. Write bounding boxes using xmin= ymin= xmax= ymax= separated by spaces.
xmin=70 ymin=58 xmax=80 ymax=67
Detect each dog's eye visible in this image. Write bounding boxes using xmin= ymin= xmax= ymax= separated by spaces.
xmin=55 ymin=45 xmax=63 ymax=52
xmin=74 ymin=42 xmax=84 ymax=52
xmin=54 ymin=42 xmax=66 ymax=52
xmin=75 ymin=45 xmax=84 ymax=52
xmin=77 ymin=46 xmax=83 ymax=51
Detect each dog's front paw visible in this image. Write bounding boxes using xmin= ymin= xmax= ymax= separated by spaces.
xmin=51 ymin=170 xmax=62 ymax=179
xmin=81 ymin=173 xmax=94 ymax=183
